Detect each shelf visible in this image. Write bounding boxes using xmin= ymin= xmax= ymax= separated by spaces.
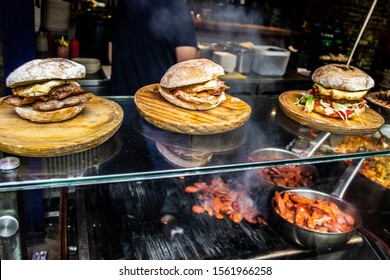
xmin=0 ymin=95 xmax=389 ymax=191
xmin=1 ymin=94 xmax=389 ymax=261
xmin=195 ymin=19 xmax=298 ymax=38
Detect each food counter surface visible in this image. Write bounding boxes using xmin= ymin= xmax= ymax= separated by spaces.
xmin=1 ymin=94 xmax=389 ymax=190
xmin=0 ymin=94 xmax=389 ymax=260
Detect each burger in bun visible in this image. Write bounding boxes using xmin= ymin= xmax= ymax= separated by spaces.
xmin=159 ymin=58 xmax=229 ymax=110
xmin=295 ymin=64 xmax=374 ymax=120
xmin=2 ymin=58 xmax=92 ymax=123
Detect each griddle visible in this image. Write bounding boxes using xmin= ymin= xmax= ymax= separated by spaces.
xmin=77 ymin=170 xmax=384 ymax=260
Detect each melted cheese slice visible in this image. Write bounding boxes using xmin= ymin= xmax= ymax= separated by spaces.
xmin=315 ymin=83 xmax=367 ymax=100
xmin=13 ymin=80 xmax=79 ymax=97
xmin=181 ymin=79 xmax=218 ymax=93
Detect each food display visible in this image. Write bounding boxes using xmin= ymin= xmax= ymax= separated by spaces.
xmin=274 ymin=191 xmax=356 ymax=233
xmin=359 ymin=157 xmax=390 ymax=188
xmin=0 ymin=57 xmax=123 ymax=157
xmin=365 ymin=90 xmax=390 ymax=114
xmin=295 ymin=64 xmax=374 ymax=122
xmin=134 ymin=58 xmax=251 ymax=135
xmin=134 ymin=85 xmax=251 ymax=135
xmin=159 ymin=58 xmax=229 ymax=110
xmin=331 ymin=135 xmax=390 ymax=188
xmin=248 ymin=148 xmax=318 ymax=188
xmin=257 ymin=165 xmax=317 ymax=188
xmin=319 ymin=53 xmax=348 ymax=63
xmin=2 ymin=58 xmax=92 ymax=123
xmin=185 ymin=177 xmax=267 ymax=225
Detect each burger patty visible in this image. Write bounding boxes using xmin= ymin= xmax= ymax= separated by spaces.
xmin=1 ymin=84 xmax=91 ymax=111
xmin=33 ymin=92 xmax=92 ymax=111
xmin=172 ymin=80 xmax=229 ymax=104
xmin=49 ymin=83 xmax=85 ymax=99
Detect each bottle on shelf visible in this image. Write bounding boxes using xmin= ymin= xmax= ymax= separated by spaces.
xmin=69 ymin=37 xmax=80 ymax=59
xmin=57 ymin=36 xmax=69 ymax=59
xmin=36 ymin=31 xmax=48 ymax=58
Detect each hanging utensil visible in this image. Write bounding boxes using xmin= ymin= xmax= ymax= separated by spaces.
xmin=346 ymin=0 xmax=377 ymax=66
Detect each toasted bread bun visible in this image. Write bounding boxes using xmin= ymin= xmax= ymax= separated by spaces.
xmin=15 ymin=103 xmax=86 ymax=123
xmin=312 ymin=64 xmax=374 ymax=92
xmin=159 ymin=59 xmax=228 ymax=110
xmin=6 ymin=58 xmax=86 ymax=88
xmin=160 ymin=58 xmax=225 ymax=88
xmin=159 ymin=86 xmax=226 ymax=110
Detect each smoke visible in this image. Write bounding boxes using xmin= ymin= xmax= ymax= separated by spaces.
xmin=147 ymin=1 xmax=195 ymax=43
xmin=195 ymin=4 xmax=286 ymax=46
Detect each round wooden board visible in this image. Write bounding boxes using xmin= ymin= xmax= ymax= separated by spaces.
xmin=134 ymin=84 xmax=252 ymax=135
xmin=0 ymin=95 xmax=123 ymax=157
xmin=278 ymin=90 xmax=385 ymax=135
xmin=365 ymin=90 xmax=390 ymax=116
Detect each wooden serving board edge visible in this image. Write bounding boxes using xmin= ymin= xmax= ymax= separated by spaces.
xmin=278 ymin=90 xmax=385 ymax=136
xmin=0 ymin=96 xmax=124 ymax=157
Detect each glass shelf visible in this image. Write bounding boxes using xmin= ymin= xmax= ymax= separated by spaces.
xmin=1 ymin=95 xmax=389 ymax=191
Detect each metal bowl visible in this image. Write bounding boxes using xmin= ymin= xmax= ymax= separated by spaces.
xmin=248 ymin=148 xmax=318 ymax=189
xmin=271 ymin=189 xmax=361 ymax=250
xmin=248 ymin=148 xmax=299 ymax=161
xmin=344 ymin=172 xmax=390 ymax=212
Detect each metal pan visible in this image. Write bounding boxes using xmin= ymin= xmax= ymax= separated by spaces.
xmin=271 ymin=158 xmax=364 ymax=250
xmin=248 ymin=148 xmax=319 ymax=190
xmin=248 ymin=132 xmax=331 ymax=190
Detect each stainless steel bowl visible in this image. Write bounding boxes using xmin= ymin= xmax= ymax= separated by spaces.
xmin=248 ymin=148 xmax=299 ymax=161
xmin=271 ymin=189 xmax=361 ymax=250
xmin=248 ymin=148 xmax=318 ymax=189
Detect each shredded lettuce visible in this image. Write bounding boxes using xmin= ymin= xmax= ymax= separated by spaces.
xmin=304 ymin=96 xmax=315 ymax=113
xmin=293 ymin=91 xmax=366 ymax=124
xmin=294 ymin=93 xmax=315 ymax=113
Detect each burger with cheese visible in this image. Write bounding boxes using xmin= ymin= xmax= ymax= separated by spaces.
xmin=2 ymin=58 xmax=92 ymax=123
xmin=159 ymin=58 xmax=229 ymax=110
xmin=295 ymin=64 xmax=375 ymax=120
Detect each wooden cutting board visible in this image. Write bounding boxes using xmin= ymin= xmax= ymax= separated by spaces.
xmin=0 ymin=95 xmax=123 ymax=157
xmin=134 ymin=84 xmax=252 ymax=135
xmin=279 ymin=90 xmax=385 ymax=135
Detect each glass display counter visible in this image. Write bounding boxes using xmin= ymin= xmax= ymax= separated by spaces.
xmin=0 ymin=95 xmax=389 ymax=260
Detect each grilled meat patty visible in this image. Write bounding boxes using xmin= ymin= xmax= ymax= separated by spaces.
xmin=2 ymin=83 xmax=91 ymax=111
xmin=32 ymin=92 xmax=92 ymax=111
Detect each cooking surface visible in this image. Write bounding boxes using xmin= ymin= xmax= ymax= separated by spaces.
xmin=79 ymin=171 xmax=385 ymax=260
